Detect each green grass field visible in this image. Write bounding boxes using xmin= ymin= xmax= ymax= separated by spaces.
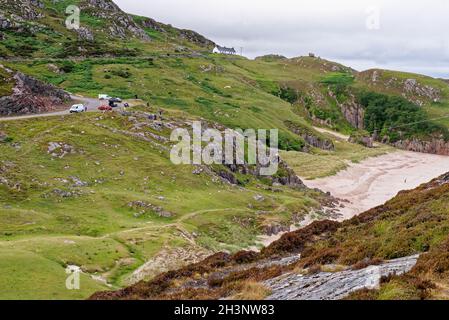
xmin=0 ymin=249 xmax=108 ymax=300
xmin=281 ymin=135 xmax=393 ymax=180
xmin=0 ymin=110 xmax=329 ymax=299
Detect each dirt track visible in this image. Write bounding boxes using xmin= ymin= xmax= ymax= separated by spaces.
xmin=0 ymin=95 xmax=101 ymax=122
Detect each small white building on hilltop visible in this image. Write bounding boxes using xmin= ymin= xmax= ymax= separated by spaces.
xmin=213 ymin=45 xmax=237 ymax=55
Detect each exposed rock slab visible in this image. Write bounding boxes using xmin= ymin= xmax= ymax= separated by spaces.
xmin=265 ymin=255 xmax=419 ymax=300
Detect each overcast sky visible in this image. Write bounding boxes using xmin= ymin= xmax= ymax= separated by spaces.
xmin=116 ymin=0 xmax=449 ymax=78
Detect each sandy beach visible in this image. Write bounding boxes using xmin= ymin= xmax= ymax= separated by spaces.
xmin=249 ymin=150 xmax=449 ymax=250
xmin=303 ymin=150 xmax=449 ymax=220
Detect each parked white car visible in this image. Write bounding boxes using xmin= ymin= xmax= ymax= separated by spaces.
xmin=98 ymin=94 xmax=112 ymax=100
xmin=69 ymin=104 xmax=87 ymax=113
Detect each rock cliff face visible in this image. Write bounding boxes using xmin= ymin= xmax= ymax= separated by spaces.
xmin=392 ymin=137 xmax=449 ymax=156
xmin=325 ymin=89 xmax=365 ymax=130
xmin=340 ymin=100 xmax=365 ymax=130
xmin=336 ymin=93 xmax=365 ymax=130
xmin=0 ymin=65 xmax=70 ymax=116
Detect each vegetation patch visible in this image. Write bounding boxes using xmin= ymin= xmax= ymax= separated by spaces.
xmin=0 ymin=67 xmax=15 ymax=97
xmin=358 ymin=91 xmax=449 ymax=142
xmin=321 ymin=72 xmax=354 ymax=102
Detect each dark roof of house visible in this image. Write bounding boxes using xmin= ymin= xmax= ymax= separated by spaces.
xmin=216 ymin=45 xmax=236 ymax=53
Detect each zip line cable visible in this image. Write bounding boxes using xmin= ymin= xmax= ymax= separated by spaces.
xmin=369 ymin=114 xmax=449 ymax=134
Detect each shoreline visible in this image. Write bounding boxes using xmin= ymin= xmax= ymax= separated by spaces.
xmin=251 ymin=150 xmax=449 ymax=250
xmin=303 ymin=150 xmax=449 ymax=220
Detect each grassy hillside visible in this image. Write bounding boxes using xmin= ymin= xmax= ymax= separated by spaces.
xmin=2 ymin=0 xmax=449 ymax=300
xmin=2 ymin=0 xmax=449 ymax=145
xmin=260 ymin=171 xmax=449 ymax=300
xmin=0 ymin=1 xmax=395 ymax=297
xmin=0 ymin=107 xmax=333 ymax=299
xmin=94 ymin=172 xmax=449 ymax=300
xmin=0 ymin=249 xmax=108 ymax=300
xmin=0 ymin=0 xmax=213 ymax=59
xmin=3 ymin=55 xmax=333 ymax=151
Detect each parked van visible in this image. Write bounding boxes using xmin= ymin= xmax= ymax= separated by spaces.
xmin=98 ymin=94 xmax=112 ymax=100
xmin=69 ymin=104 xmax=87 ymax=113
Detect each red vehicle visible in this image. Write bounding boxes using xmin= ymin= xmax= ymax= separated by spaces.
xmin=98 ymin=105 xmax=113 ymax=111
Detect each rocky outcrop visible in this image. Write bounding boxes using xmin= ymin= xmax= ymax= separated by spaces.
xmin=285 ymin=121 xmax=335 ymax=151
xmin=434 ymin=172 xmax=449 ymax=186
xmin=89 ymin=171 xmax=449 ymax=301
xmin=348 ymin=132 xmax=374 ymax=148
xmin=301 ymin=132 xmax=335 ymax=151
xmin=127 ymin=200 xmax=173 ymax=218
xmin=218 ymin=160 xmax=306 ymax=189
xmin=75 ymin=26 xmax=95 ymax=41
xmin=83 ymin=0 xmax=119 ymax=11
xmin=264 ymin=224 xmax=290 ymax=236
xmin=0 ymin=0 xmax=44 ymax=21
xmin=339 ymin=98 xmax=365 ymax=129
xmin=177 ymin=29 xmax=215 ymax=48
xmin=47 ymin=142 xmax=76 ymax=158
xmin=138 ymin=17 xmax=166 ymax=33
xmin=136 ymin=17 xmax=215 ymax=48
xmin=0 ymin=12 xmax=14 ymax=29
xmin=80 ymin=0 xmax=150 ymax=41
xmin=0 ymin=0 xmax=216 ymax=51
xmin=392 ymin=137 xmax=449 ymax=156
xmin=270 ymin=161 xmax=307 ymax=188
xmin=403 ymin=78 xmax=441 ymax=103
xmin=360 ymin=70 xmax=442 ymax=106
xmin=0 ymin=0 xmax=148 ymax=41
xmin=0 ymin=65 xmax=70 ymax=116
xmin=265 ymin=255 xmax=419 ymax=300
xmin=0 ymin=1 xmax=47 ymax=35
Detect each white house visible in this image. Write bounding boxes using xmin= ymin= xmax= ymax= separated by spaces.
xmin=213 ymin=45 xmax=237 ymax=55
